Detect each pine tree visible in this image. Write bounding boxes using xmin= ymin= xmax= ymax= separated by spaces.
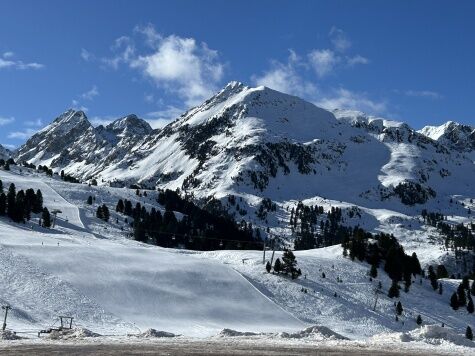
xmin=124 ymin=200 xmax=132 ymax=216
xmin=6 ymin=183 xmax=16 ymax=220
xmin=42 ymin=207 xmax=51 ymax=228
xmin=370 ymin=264 xmax=378 ymax=278
xmin=436 ymin=264 xmax=448 ymax=279
xmin=87 ymin=196 xmax=93 ymax=205
xmin=266 ymin=261 xmax=271 ymax=273
xmin=0 ymin=193 xmax=6 ymax=216
xmin=450 ymin=292 xmax=459 ymax=310
xmin=102 ymin=204 xmax=110 ymax=222
xmin=462 ymin=276 xmax=470 ymax=290
xmin=438 ymin=282 xmax=443 ymax=295
xmin=458 ymin=284 xmax=467 ymax=306
xmin=133 ymin=221 xmax=146 ymax=242
xmin=14 ymin=190 xmax=26 ymax=223
xmin=116 ymin=199 xmax=124 ymax=212
xmin=281 ymin=249 xmax=299 ymax=279
xmin=388 ymin=279 xmax=400 ymax=298
xmin=471 ymin=281 xmax=475 ymax=296
xmin=416 ymin=315 xmax=422 ymax=325
xmin=396 ymin=301 xmax=403 ymax=315
xmin=274 ymin=258 xmax=282 ymax=274
xmin=428 ymin=266 xmax=438 ymax=291
xmin=0 ymin=179 xmax=3 ymax=193
xmin=96 ymin=206 xmax=104 ymax=220
xmin=411 ymin=252 xmax=422 ymax=275
xmin=467 ymin=295 xmax=474 ymax=314
xmin=33 ymin=189 xmax=43 ymax=214
xmin=466 ymin=326 xmax=473 ymax=341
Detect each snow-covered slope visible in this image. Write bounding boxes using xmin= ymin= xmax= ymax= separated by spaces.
xmin=0 ymin=167 xmax=474 ymax=354
xmin=0 ymin=168 xmax=304 ymax=337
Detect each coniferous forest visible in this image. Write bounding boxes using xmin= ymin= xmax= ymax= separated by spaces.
xmin=115 ymin=189 xmax=262 ymax=250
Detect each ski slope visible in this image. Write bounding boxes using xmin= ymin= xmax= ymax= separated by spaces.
xmin=0 ymin=167 xmax=474 ymax=354
xmin=0 ymin=168 xmax=304 ymax=337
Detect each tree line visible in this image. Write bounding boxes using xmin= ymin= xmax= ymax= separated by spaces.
xmin=0 ymin=180 xmax=44 ymax=223
xmin=114 ymin=189 xmax=262 ymax=250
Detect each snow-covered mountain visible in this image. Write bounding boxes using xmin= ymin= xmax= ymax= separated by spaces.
xmin=9 ymin=82 xmax=475 ymax=245
xmin=14 ymin=82 xmax=475 ymax=200
xmin=419 ymin=121 xmax=475 ymax=152
xmin=15 ymin=109 xmax=153 ymax=180
xmin=0 ymin=144 xmax=11 ymax=160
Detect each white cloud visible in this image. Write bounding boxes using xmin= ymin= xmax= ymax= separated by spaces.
xmin=100 ymin=26 xmax=225 ymax=107
xmin=130 ymin=34 xmax=224 ymax=106
xmin=8 ymin=128 xmax=37 ymax=140
xmin=0 ymin=116 xmax=15 ymax=126
xmin=308 ymin=49 xmax=339 ymax=77
xmin=144 ymin=93 xmax=154 ymax=103
xmin=25 ymin=118 xmax=43 ymax=127
xmin=404 ymin=90 xmax=442 ymax=99
xmin=71 ymin=99 xmax=89 ymax=113
xmin=145 ymin=105 xmax=184 ymax=129
xmin=89 ymin=116 xmax=115 ymax=127
xmin=0 ymin=53 xmax=44 ymax=70
xmin=81 ymin=85 xmax=99 ymax=100
xmin=102 ymin=36 xmax=135 ymax=70
xmin=252 ymin=50 xmax=317 ymax=98
xmin=1 ymin=143 xmax=16 ymax=150
xmin=347 ymin=55 xmax=369 ymax=66
xmin=315 ymin=88 xmax=387 ymax=114
xmin=135 ymin=24 xmax=161 ymax=48
xmin=81 ymin=48 xmax=94 ymax=62
xmin=329 ymin=27 xmax=351 ymax=53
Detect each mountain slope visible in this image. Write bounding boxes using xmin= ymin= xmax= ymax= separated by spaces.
xmin=0 ymin=144 xmax=11 ymax=160
xmin=10 ymin=83 xmax=475 ymax=266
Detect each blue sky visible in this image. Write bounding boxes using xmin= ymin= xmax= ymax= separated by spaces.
xmin=0 ymin=0 xmax=474 ymax=148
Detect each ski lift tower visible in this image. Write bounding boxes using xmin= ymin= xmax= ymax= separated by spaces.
xmin=51 ymin=209 xmax=62 ymax=228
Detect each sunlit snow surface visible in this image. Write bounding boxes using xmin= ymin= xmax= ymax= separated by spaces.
xmin=0 ymin=167 xmax=474 ymax=353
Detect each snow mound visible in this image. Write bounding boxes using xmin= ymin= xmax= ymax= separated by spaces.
xmin=0 ymin=330 xmax=23 ymax=340
xmin=371 ymin=325 xmax=475 ymax=348
xmin=410 ymin=325 xmax=475 ymax=347
xmin=280 ymin=325 xmax=348 ymax=340
xmin=137 ymin=329 xmax=179 ymax=338
xmin=217 ymin=325 xmax=346 ymax=341
xmin=218 ymin=328 xmax=260 ymax=337
xmin=46 ymin=328 xmax=100 ymax=340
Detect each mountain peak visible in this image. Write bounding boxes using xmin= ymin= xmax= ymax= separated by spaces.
xmin=419 ymin=120 xmax=475 ymax=151
xmin=106 ymin=114 xmax=153 ymax=136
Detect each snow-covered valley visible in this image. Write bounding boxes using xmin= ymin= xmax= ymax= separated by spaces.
xmin=0 ymin=166 xmax=474 ymax=353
